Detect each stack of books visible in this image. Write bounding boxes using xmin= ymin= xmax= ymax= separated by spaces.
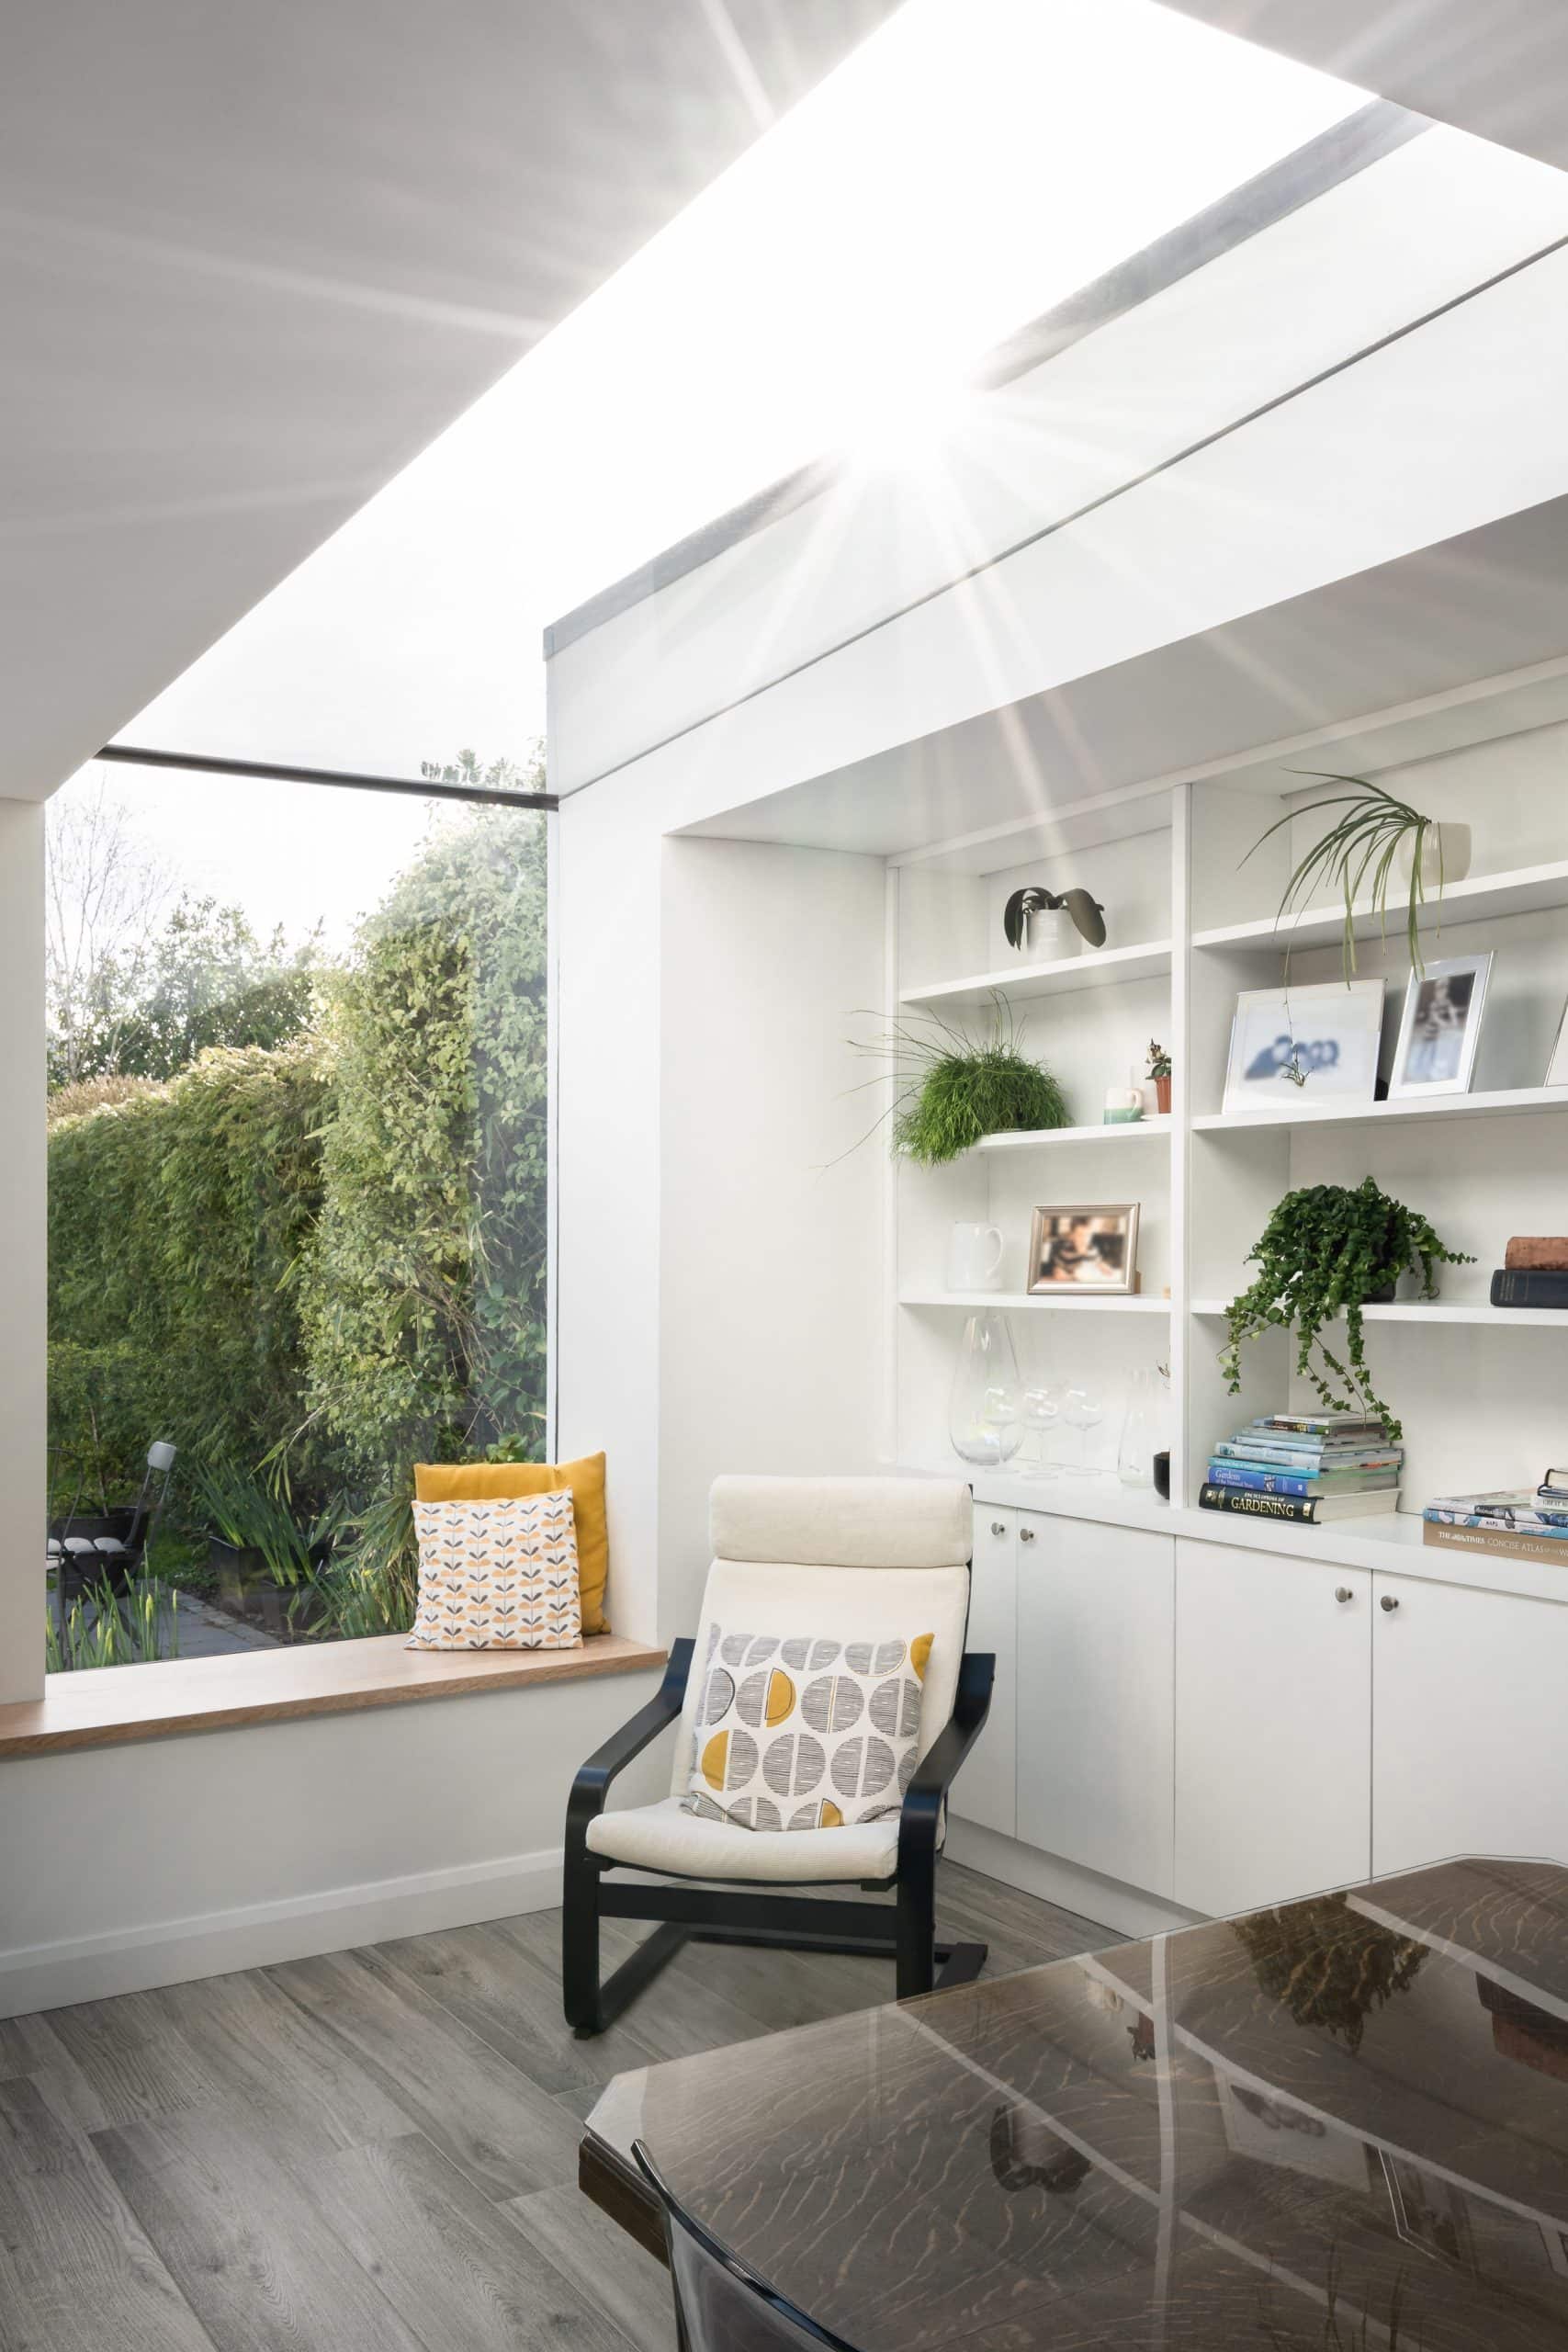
xmin=1424 ymin=1486 xmax=1568 ymax=1567
xmin=1199 ymin=1413 xmax=1404 ymax=1524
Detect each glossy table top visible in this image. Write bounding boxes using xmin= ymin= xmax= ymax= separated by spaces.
xmin=584 ymin=1857 xmax=1568 ymax=2348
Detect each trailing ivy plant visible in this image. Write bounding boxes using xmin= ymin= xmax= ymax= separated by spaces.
xmin=1221 ymin=1178 xmax=1472 ymax=1440
xmin=852 ymin=999 xmax=1069 ymax=1164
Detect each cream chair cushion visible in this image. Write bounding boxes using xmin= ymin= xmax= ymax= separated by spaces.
xmin=586 ymin=1476 xmax=972 ymax=1886
xmin=585 ymin=1793 xmax=923 ymax=1883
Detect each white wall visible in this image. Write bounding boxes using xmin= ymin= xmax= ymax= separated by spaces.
xmin=0 ymin=799 xmax=44 ymax=1704
xmin=0 ymin=1668 xmax=663 ymax=2018
xmin=553 ymin=780 xmax=887 ymax=1647
xmin=656 ymin=836 xmax=886 ymax=1638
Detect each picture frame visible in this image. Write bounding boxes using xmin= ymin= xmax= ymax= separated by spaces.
xmin=1546 ymin=996 xmax=1568 ymax=1088
xmin=1388 ymin=952 xmax=1492 ymax=1098
xmin=1222 ymin=979 xmax=1384 ymax=1116
xmin=1381 ymin=2150 xmax=1474 ymax=2269
xmin=1027 ymin=1203 xmax=1140 ymax=1295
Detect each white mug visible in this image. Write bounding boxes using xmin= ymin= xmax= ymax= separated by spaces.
xmin=947 ymin=1221 xmax=1005 ymax=1291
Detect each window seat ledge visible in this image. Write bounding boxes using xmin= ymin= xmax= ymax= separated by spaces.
xmin=0 ymin=1633 xmax=667 ymax=1759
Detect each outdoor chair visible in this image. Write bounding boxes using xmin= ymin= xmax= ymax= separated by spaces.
xmin=52 ymin=1440 xmax=176 ymax=1600
xmin=633 ymin=2139 xmax=865 ymax=2352
xmin=563 ymin=1475 xmax=993 ymax=2036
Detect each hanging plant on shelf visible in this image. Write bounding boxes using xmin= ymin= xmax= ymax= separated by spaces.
xmin=849 ymin=997 xmax=1070 ymax=1164
xmin=1220 ymin=1177 xmax=1472 ymax=1441
xmin=1242 ymin=774 xmax=1470 ymax=985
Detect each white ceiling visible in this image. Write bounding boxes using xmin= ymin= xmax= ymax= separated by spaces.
xmin=1166 ymin=3 xmax=1568 ymax=171
xmin=0 ymin=0 xmax=891 ymax=797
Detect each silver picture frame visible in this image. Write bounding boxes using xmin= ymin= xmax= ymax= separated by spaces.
xmin=1388 ymin=952 xmax=1492 ymax=1098
xmin=1026 ymin=1203 xmax=1141 ymax=1295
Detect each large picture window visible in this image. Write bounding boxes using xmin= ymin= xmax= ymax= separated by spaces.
xmin=45 ymin=753 xmax=549 ymax=1669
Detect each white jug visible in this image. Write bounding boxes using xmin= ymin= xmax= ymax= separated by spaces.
xmin=947 ymin=1221 xmax=1005 ymax=1292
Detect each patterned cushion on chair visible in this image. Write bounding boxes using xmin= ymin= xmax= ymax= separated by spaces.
xmin=682 ymin=1625 xmax=933 ymax=1830
xmin=407 ymin=1493 xmax=582 ymax=1650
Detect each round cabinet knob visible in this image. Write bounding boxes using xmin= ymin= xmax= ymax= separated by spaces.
xmin=1335 ymin=1587 xmax=1354 ymax=1604
xmin=990 ymin=1521 xmax=1007 ymax=1538
xmin=1019 ymin=1525 xmax=1037 ymax=1544
xmin=1380 ymin=1594 xmax=1400 ymax=1613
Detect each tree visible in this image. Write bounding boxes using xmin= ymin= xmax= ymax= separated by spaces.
xmin=107 ymin=896 xmax=323 ymax=1081
xmin=46 ymin=775 xmax=173 ymax=1086
xmin=300 ymin=756 xmax=548 ymax=1476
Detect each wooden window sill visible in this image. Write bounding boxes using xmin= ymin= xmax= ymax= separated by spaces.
xmin=0 ymin=1633 xmax=667 ymax=1759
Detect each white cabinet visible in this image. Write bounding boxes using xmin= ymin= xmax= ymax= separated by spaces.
xmin=1371 ymin=1572 xmax=1568 ymax=1879
xmin=955 ymin=1503 xmax=1018 ymax=1838
xmin=1016 ymin=1516 xmax=1175 ymax=1898
xmin=1174 ymin=1539 xmax=1371 ymax=1917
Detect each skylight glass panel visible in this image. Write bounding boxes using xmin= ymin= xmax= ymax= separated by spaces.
xmin=119 ymin=0 xmax=1366 ymax=774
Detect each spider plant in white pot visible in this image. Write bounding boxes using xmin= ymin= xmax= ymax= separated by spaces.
xmin=1245 ymin=774 xmax=1469 ymax=982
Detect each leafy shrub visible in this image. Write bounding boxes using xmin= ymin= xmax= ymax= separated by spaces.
xmin=299 ymin=805 xmax=548 ymax=1480
xmin=47 ymin=1041 xmax=329 ymax=1499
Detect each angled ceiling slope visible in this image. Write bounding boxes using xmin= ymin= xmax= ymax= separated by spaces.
xmin=1166 ymin=3 xmax=1568 ymax=171
xmin=0 ymin=0 xmax=893 ymax=798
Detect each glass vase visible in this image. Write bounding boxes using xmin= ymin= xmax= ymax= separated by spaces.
xmin=1118 ymin=1365 xmax=1170 ymax=1488
xmin=948 ymin=1313 xmax=1023 ymax=1468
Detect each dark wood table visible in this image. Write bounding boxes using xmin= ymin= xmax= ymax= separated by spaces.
xmin=581 ymin=1856 xmax=1568 ymax=2347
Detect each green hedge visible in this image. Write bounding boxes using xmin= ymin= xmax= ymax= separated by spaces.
xmin=48 ymin=1040 xmax=329 ymax=1499
xmin=47 ymin=806 xmax=547 ymax=1521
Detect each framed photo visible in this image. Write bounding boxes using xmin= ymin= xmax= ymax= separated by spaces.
xmin=1381 ymin=2150 xmax=1474 ymax=2269
xmin=1547 ymin=998 xmax=1568 ymax=1088
xmin=1027 ymin=1204 xmax=1139 ymax=1295
xmin=1222 ymin=980 xmax=1383 ymax=1115
xmin=1388 ymin=952 xmax=1492 ymax=1098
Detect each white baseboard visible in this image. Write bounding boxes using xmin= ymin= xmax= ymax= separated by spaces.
xmin=0 ymin=1846 xmax=565 ymax=2018
xmin=946 ymin=1817 xmax=1204 ymax=1940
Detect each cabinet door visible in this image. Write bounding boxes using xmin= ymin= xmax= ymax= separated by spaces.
xmin=953 ymin=1504 xmax=1018 ymax=1838
xmin=1016 ymin=1517 xmax=1175 ymax=1897
xmin=1174 ymin=1541 xmax=1371 ymax=1917
xmin=1373 ymin=1574 xmax=1568 ymax=1878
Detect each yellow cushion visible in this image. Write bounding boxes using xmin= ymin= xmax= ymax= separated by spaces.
xmin=413 ymin=1453 xmax=609 ymax=1633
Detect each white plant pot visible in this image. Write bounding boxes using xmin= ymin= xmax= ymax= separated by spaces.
xmin=1395 ymin=821 xmax=1472 ymax=889
xmin=1016 ymin=905 xmax=1078 ymax=961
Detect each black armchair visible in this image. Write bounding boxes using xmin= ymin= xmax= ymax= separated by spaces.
xmin=562 ymin=1469 xmax=996 ymax=2041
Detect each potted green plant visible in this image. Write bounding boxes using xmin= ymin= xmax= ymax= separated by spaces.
xmin=1221 ymin=1178 xmax=1472 ymax=1439
xmin=1244 ymin=774 xmax=1470 ymax=983
xmin=857 ymin=1001 xmax=1070 ymax=1163
xmin=1146 ymin=1040 xmax=1172 ymax=1115
xmin=888 ymin=1001 xmax=1072 ymax=1166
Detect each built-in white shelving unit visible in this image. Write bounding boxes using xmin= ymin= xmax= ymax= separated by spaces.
xmin=899 ymin=938 xmax=1172 ymax=1012
xmin=1192 ymin=854 xmax=1568 ymax=953
xmin=1190 ymin=1087 xmax=1568 ymax=1134
xmin=888 ymin=675 xmax=1568 ymax=1558
xmin=901 ymin=1289 xmax=1170 ymax=1314
xmin=978 ymin=1117 xmax=1171 ymax=1150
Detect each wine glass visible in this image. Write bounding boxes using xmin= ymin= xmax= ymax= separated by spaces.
xmin=1017 ymin=1377 xmax=1064 ymax=1478
xmin=1063 ymin=1383 xmax=1104 ymax=1477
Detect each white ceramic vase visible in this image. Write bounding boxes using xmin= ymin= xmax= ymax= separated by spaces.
xmin=1396 ymin=821 xmax=1471 ymax=888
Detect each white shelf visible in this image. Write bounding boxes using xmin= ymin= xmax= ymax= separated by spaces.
xmin=1190 ymin=1297 xmax=1568 ymax=1328
xmin=900 ymin=1289 xmax=1170 ymax=1314
xmin=977 ymin=1117 xmax=1171 ymax=1151
xmin=1193 ymin=856 xmax=1568 ymax=956
xmin=1191 ymin=1087 xmax=1568 ymax=1135
xmin=899 ymin=938 xmax=1171 ymax=1012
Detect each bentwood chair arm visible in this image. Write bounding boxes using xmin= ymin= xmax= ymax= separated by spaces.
xmin=896 ymin=1648 xmax=995 ymax=1882
xmin=566 ymin=1637 xmax=694 ymax=1849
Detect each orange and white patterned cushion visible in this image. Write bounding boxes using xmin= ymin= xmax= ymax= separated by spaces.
xmin=681 ymin=1626 xmax=933 ymax=1830
xmin=407 ymin=1492 xmax=582 ymax=1650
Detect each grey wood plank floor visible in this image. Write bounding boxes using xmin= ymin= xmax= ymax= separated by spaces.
xmin=0 ymin=1860 xmax=1113 ymax=2352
